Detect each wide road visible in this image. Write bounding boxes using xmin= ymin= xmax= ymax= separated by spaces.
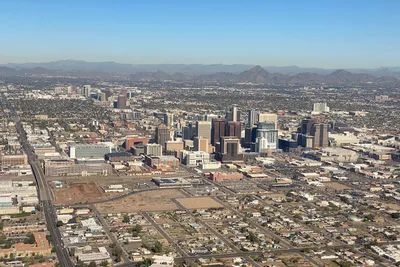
xmin=11 ymin=109 xmax=74 ymax=266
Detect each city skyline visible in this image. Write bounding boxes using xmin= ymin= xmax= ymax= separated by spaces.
xmin=1 ymin=0 xmax=400 ymax=68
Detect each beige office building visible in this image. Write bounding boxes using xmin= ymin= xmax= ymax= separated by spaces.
xmin=258 ymin=113 xmax=278 ymax=129
xmin=195 ymin=121 xmax=211 ymax=142
xmin=194 ymin=137 xmax=210 ymax=153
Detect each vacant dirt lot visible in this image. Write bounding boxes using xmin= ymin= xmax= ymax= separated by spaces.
xmin=322 ymin=182 xmax=350 ymax=191
xmin=96 ymin=189 xmax=185 ymax=213
xmin=53 ymin=182 xmax=121 ymax=205
xmin=176 ymin=197 xmax=223 ymax=209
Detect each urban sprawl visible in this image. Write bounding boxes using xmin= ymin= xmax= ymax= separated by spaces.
xmin=0 ymin=72 xmax=400 ymax=267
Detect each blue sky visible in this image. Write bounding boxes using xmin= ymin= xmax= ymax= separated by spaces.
xmin=0 ymin=0 xmax=399 ymax=68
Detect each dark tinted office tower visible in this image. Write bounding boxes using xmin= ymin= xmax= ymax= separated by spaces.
xmin=312 ymin=123 xmax=329 ymax=148
xmin=182 ymin=123 xmax=196 ymax=140
xmin=211 ymin=118 xmax=226 ymax=145
xmin=155 ymin=124 xmax=171 ymax=149
xmin=217 ymin=136 xmax=243 ymax=163
xmin=301 ymin=118 xmax=316 ymax=135
xmin=247 ymin=109 xmax=257 ymax=127
xmin=225 ymin=121 xmax=242 ymax=139
xmin=244 ymin=127 xmax=257 ymax=148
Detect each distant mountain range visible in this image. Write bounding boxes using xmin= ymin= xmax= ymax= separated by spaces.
xmin=1 ymin=60 xmax=400 ymax=84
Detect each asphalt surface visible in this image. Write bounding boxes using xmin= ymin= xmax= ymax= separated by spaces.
xmin=91 ymin=205 xmax=131 ymax=264
xmin=171 ymin=199 xmax=262 ymax=267
xmin=141 ymin=212 xmax=189 ymax=257
xmin=12 ymin=112 xmax=75 ymax=267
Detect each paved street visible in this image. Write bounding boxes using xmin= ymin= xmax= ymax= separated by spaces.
xmin=10 ymin=104 xmax=75 ymax=267
xmin=142 ymin=212 xmax=189 ymax=257
xmin=91 ymin=204 xmax=131 ymax=264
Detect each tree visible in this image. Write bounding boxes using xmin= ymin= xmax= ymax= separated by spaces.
xmin=339 ymin=260 xmax=353 ymax=267
xmin=100 ymin=261 xmax=109 ymax=267
xmin=122 ymin=215 xmax=130 ymax=223
xmin=138 ymin=258 xmax=152 ymax=267
xmin=24 ymin=232 xmax=35 ymax=244
xmin=112 ymin=246 xmax=122 ymax=262
xmin=364 ymin=214 xmax=375 ymax=222
xmin=88 ymin=262 xmax=97 ymax=267
xmin=134 ymin=224 xmax=142 ymax=233
xmin=391 ymin=213 xmax=400 ymax=219
xmin=56 ymin=221 xmax=64 ymax=227
xmin=247 ymin=232 xmax=259 ymax=243
xmin=151 ymin=241 xmax=163 ymax=253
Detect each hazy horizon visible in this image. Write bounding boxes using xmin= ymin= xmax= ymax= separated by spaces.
xmin=2 ymin=59 xmax=400 ymax=70
xmin=1 ymin=0 xmax=399 ymax=68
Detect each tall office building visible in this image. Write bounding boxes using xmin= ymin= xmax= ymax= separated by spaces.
xmin=244 ymin=126 xmax=257 ymax=148
xmin=82 ymin=85 xmax=91 ymax=97
xmin=301 ymin=118 xmax=316 ymax=135
xmin=225 ymin=121 xmax=242 ymax=140
xmin=206 ymin=114 xmax=219 ymax=122
xmin=247 ymin=109 xmax=257 ymax=127
xmin=258 ymin=113 xmax=278 ymax=129
xmin=232 ymin=105 xmax=238 ymax=122
xmin=226 ymin=105 xmax=240 ymax=122
xmin=67 ymin=86 xmax=73 ymax=95
xmin=211 ymin=118 xmax=226 ymax=145
xmin=195 ymin=121 xmax=211 ymax=142
xmin=117 ymin=88 xmax=127 ymax=109
xmin=311 ymin=123 xmax=329 ymax=148
xmin=183 ymin=123 xmax=196 ymax=140
xmin=216 ymin=136 xmax=243 ymax=163
xmin=312 ymin=103 xmax=330 ymax=114
xmin=155 ymin=124 xmax=172 ymax=149
xmin=99 ymin=92 xmax=107 ymax=102
xmin=164 ymin=113 xmax=174 ymax=126
xmin=299 ymin=118 xmax=328 ymax=148
xmin=255 ymin=122 xmax=278 ymax=152
xmin=194 ymin=137 xmax=210 ymax=153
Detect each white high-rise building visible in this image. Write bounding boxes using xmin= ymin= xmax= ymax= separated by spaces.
xmin=82 ymin=85 xmax=91 ymax=97
xmin=255 ymin=122 xmax=278 ymax=152
xmin=232 ymin=105 xmax=238 ymax=122
xmin=312 ymin=103 xmax=330 ymax=114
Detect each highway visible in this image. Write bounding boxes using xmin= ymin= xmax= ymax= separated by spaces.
xmin=9 ymin=104 xmax=75 ymax=267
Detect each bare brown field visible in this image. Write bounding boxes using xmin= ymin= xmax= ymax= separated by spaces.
xmin=53 ymin=182 xmax=122 ymax=205
xmin=95 ymin=189 xmax=185 ymax=213
xmin=176 ymin=197 xmax=223 ymax=209
xmin=322 ymin=182 xmax=350 ymax=191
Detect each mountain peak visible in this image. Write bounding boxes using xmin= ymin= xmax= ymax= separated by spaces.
xmin=250 ymin=65 xmax=266 ymax=71
xmin=330 ymin=69 xmax=351 ymax=75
